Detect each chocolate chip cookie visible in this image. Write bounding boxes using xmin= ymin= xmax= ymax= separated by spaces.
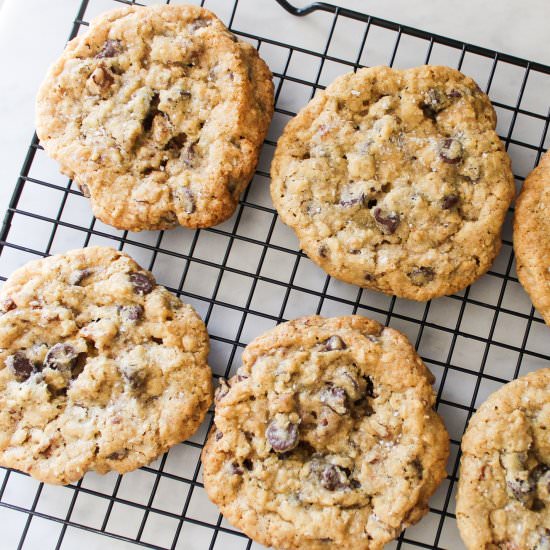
xmin=202 ymin=316 xmax=449 ymax=549
xmin=271 ymin=65 xmax=515 ymax=300
xmin=0 ymin=247 xmax=212 ymax=484
xmin=36 ymin=4 xmax=273 ymax=231
xmin=457 ymin=369 xmax=550 ymax=550
xmin=514 ymin=150 xmax=550 ymax=325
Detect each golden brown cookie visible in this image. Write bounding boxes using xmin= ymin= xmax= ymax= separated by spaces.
xmin=0 ymin=247 xmax=212 ymax=484
xmin=271 ymin=65 xmax=514 ymax=300
xmin=514 ymin=150 xmax=550 ymax=325
xmin=457 ymin=369 xmax=550 ymax=550
xmin=36 ymin=5 xmax=273 ymax=231
xmin=202 ymin=315 xmax=449 ymax=549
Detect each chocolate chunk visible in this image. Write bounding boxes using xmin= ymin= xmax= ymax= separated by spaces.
xmin=318 ymin=246 xmax=328 ymax=258
xmin=340 ymin=194 xmax=365 ymax=207
xmin=320 ymin=385 xmax=348 ymax=414
xmin=215 ymin=379 xmax=230 ymax=402
xmin=365 ymin=376 xmax=375 ymax=398
xmin=119 ymin=304 xmax=144 ymax=322
xmin=243 ymin=459 xmax=253 ymax=471
xmin=78 ymin=183 xmax=91 ymax=198
xmin=323 ymin=335 xmax=346 ymax=351
xmin=68 ymin=268 xmax=92 ymax=286
xmin=532 ymin=498 xmax=546 ymax=512
xmin=373 ymin=208 xmax=400 ymax=234
xmin=129 ymin=272 xmax=154 ymax=295
xmin=266 ymin=416 xmax=299 ymax=453
xmin=106 ymin=450 xmax=128 ymax=460
xmin=143 ymin=94 xmax=160 ymax=132
xmin=6 ymin=352 xmax=35 ymax=381
xmin=230 ymin=462 xmax=244 ymax=475
xmin=441 ymin=194 xmax=459 ymax=209
xmin=165 ymin=132 xmax=187 ymax=151
xmin=320 ymin=464 xmax=348 ymax=491
xmin=421 ymin=88 xmax=449 ymax=120
xmin=96 ymin=39 xmax=122 ymax=59
xmin=175 ymin=187 xmax=195 ymax=214
xmin=408 ymin=266 xmax=435 ymax=286
xmin=215 ymin=431 xmax=223 ymax=441
xmin=507 ymin=478 xmax=534 ymax=503
xmin=1 ymin=297 xmax=16 ymax=313
xmin=188 ymin=18 xmax=211 ymax=32
xmin=440 ymin=138 xmax=463 ymax=164
xmin=44 ymin=343 xmax=79 ymax=372
xmin=351 ymin=397 xmax=374 ymax=419
xmin=350 ymin=479 xmax=361 ymax=489
xmin=183 ymin=142 xmax=197 ymax=167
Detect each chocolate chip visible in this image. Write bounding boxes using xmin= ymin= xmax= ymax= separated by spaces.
xmin=365 ymin=376 xmax=375 ymax=398
xmin=320 ymin=464 xmax=348 ymax=491
xmin=408 ymin=266 xmax=435 ymax=286
xmin=96 ymin=39 xmax=122 ymax=59
xmin=320 ymin=385 xmax=348 ymax=414
xmin=532 ymin=498 xmax=546 ymax=512
xmin=6 ymin=352 xmax=36 ymax=381
xmin=188 ymin=18 xmax=211 ymax=32
xmin=339 ymin=194 xmax=365 ymax=207
xmin=507 ymin=478 xmax=534 ymax=503
xmin=420 ymin=88 xmax=449 ymax=120
xmin=352 ymin=397 xmax=374 ymax=418
xmin=78 ymin=183 xmax=91 ymax=198
xmin=119 ymin=304 xmax=144 ymax=322
xmin=266 ymin=416 xmax=299 ymax=453
xmin=106 ymin=450 xmax=128 ymax=460
xmin=215 ymin=379 xmax=230 ymax=402
xmin=129 ymin=272 xmax=154 ymax=295
xmin=175 ymin=187 xmax=195 ymax=214
xmin=44 ymin=343 xmax=79 ymax=372
xmin=123 ymin=370 xmax=147 ymax=392
xmin=143 ymin=94 xmax=160 ymax=132
xmin=1 ymin=297 xmax=16 ymax=313
xmin=323 ymin=335 xmax=346 ymax=351
xmin=442 ymin=194 xmax=460 ymax=209
xmin=373 ymin=208 xmax=400 ymax=234
xmin=243 ymin=459 xmax=253 ymax=471
xmin=318 ymin=246 xmax=328 ymax=258
xmin=68 ymin=268 xmax=92 ymax=286
xmin=230 ymin=462 xmax=244 ymax=475
xmin=350 ymin=479 xmax=361 ymax=489
xmin=165 ymin=132 xmax=187 ymax=151
xmin=440 ymin=138 xmax=463 ymax=164
xmin=183 ymin=142 xmax=197 ymax=167
xmin=448 ymin=89 xmax=462 ymax=98
xmin=215 ymin=430 xmax=223 ymax=441
xmin=530 ymin=464 xmax=549 ymax=483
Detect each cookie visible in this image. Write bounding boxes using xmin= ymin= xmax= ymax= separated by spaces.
xmin=0 ymin=247 xmax=212 ymax=485
xmin=271 ymin=65 xmax=515 ymax=300
xmin=36 ymin=4 xmax=274 ymax=231
xmin=457 ymin=369 xmax=550 ymax=550
xmin=514 ymin=150 xmax=550 ymax=325
xmin=202 ymin=315 xmax=449 ymax=550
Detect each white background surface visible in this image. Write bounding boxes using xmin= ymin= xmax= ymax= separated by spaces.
xmin=0 ymin=1 xmax=549 ymax=550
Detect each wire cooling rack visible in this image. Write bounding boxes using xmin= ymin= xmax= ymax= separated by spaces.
xmin=1 ymin=0 xmax=549 ymax=548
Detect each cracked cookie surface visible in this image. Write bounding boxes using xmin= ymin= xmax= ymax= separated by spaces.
xmin=514 ymin=150 xmax=550 ymax=325
xmin=202 ymin=316 xmax=449 ymax=550
xmin=271 ymin=65 xmax=514 ymax=300
xmin=0 ymin=247 xmax=212 ymax=484
xmin=457 ymin=369 xmax=550 ymax=550
xmin=36 ymin=4 xmax=273 ymax=231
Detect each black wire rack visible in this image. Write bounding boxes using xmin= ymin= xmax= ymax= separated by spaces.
xmin=1 ymin=0 xmax=549 ymax=548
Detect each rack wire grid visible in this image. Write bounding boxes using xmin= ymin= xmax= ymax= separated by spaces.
xmin=0 ymin=0 xmax=549 ymax=548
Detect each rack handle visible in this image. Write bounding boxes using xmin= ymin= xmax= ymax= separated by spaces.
xmin=274 ymin=0 xmax=338 ymax=16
